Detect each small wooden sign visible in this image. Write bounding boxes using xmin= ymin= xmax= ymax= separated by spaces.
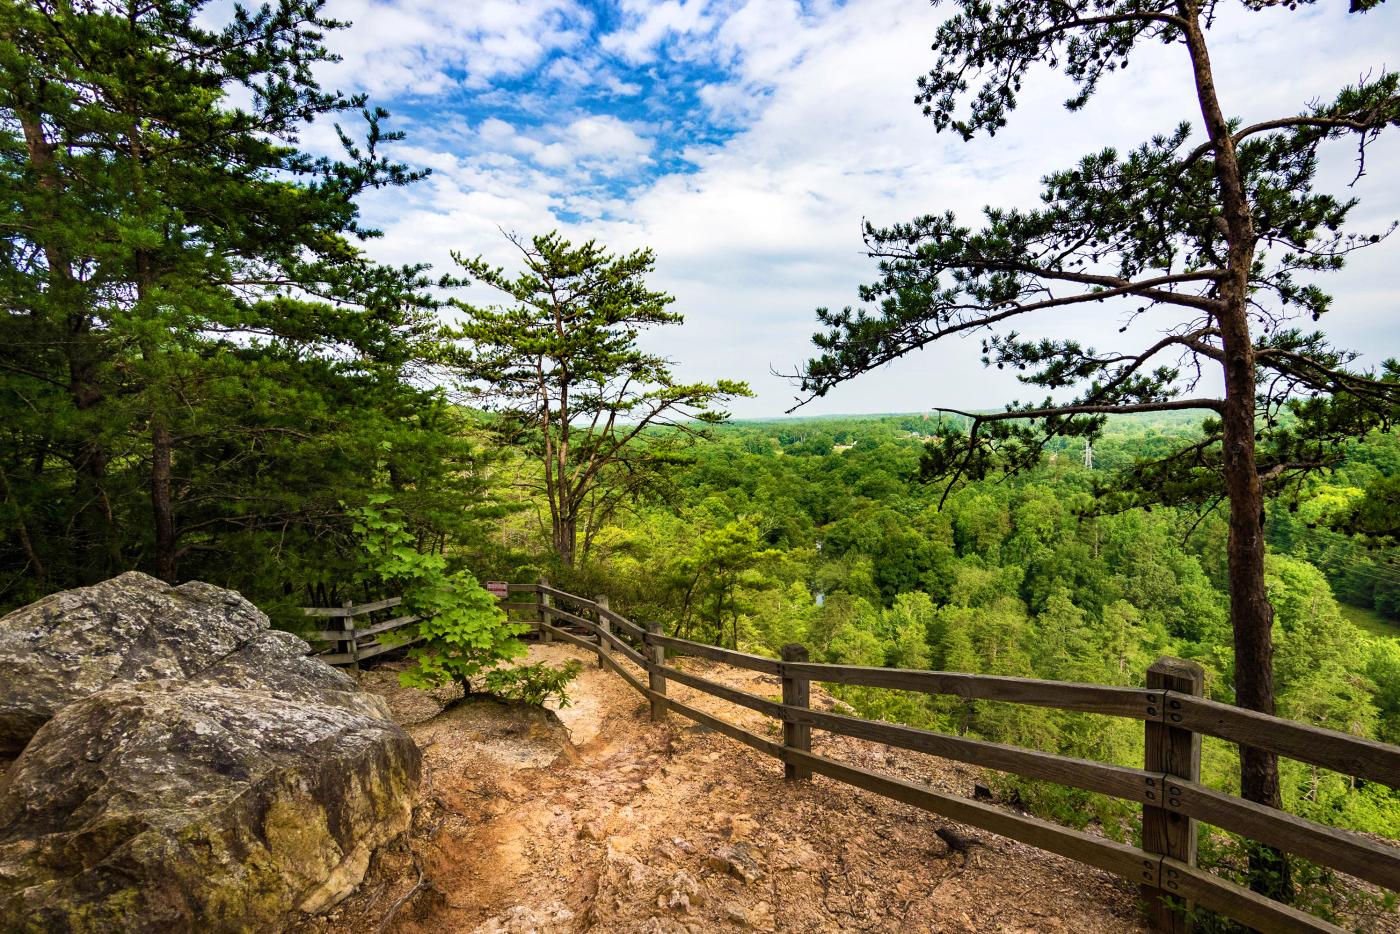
xmin=485 ymin=580 xmax=509 ymax=600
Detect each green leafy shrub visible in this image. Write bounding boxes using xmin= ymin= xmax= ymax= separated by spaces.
xmin=484 ymin=660 xmax=585 ymax=708
xmin=351 ymin=496 xmax=527 ymax=692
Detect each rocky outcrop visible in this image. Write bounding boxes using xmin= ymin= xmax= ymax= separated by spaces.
xmin=188 ymin=627 xmax=391 ymax=721
xmin=0 ymin=573 xmax=311 ymax=751
xmin=0 ymin=573 xmax=420 ymax=932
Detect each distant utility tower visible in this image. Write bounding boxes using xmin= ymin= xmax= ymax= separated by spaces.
xmin=1083 ymin=438 xmax=1094 ymax=470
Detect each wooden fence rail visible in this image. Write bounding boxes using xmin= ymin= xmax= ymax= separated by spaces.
xmin=302 ymin=596 xmax=418 ymax=667
xmin=300 ymin=582 xmax=540 ymax=666
xmin=304 ymin=581 xmax=1400 ymax=934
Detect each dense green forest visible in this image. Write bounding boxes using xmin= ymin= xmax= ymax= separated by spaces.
xmin=546 ymin=415 xmax=1400 ymax=843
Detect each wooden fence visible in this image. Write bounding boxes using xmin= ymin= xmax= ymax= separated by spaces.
xmin=302 ymin=595 xmax=422 ymax=666
xmin=306 ymin=582 xmax=1400 ymax=934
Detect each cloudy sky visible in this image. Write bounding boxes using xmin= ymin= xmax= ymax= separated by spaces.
xmin=309 ymin=0 xmax=1400 ymax=418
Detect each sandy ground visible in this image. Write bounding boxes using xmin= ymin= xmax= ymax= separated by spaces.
xmin=295 ymin=640 xmax=1151 ymax=933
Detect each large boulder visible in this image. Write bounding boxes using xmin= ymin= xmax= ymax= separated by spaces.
xmin=188 ymin=627 xmax=391 ymax=721
xmin=0 ymin=574 xmax=421 ymax=932
xmin=0 ymin=572 xmax=257 ymax=750
xmin=0 ymin=572 xmax=385 ymax=752
xmin=0 ymin=684 xmax=418 ymax=932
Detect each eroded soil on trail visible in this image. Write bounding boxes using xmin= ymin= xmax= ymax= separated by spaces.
xmin=300 ymin=642 xmax=1149 ymax=934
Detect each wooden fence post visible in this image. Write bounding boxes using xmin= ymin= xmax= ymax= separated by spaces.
xmin=781 ymin=644 xmax=813 ymax=780
xmin=645 ymin=621 xmax=667 ymax=722
xmin=341 ymin=599 xmax=359 ymax=672
xmin=538 ymin=577 xmax=552 ymax=644
xmin=595 ymin=594 xmax=610 ymax=669
xmin=1142 ymin=656 xmax=1204 ymax=934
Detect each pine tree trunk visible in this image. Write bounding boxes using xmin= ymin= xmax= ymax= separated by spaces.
xmin=20 ymin=107 xmax=117 ymax=583
xmin=1220 ymin=303 xmax=1291 ymax=899
xmin=1180 ymin=6 xmax=1290 ymax=897
xmin=151 ymin=420 xmax=177 ymax=583
xmin=555 ymin=515 xmax=577 ymax=568
xmin=0 ymin=466 xmax=45 ymax=584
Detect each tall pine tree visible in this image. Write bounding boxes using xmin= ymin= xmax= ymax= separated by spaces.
xmin=446 ymin=231 xmax=750 ymax=569
xmin=0 ymin=0 xmax=482 ymax=610
xmin=796 ymin=0 xmax=1400 ymax=898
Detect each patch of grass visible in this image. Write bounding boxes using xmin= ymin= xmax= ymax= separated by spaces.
xmin=1340 ymin=602 xmax=1400 ymax=641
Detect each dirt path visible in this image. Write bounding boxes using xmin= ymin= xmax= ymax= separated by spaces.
xmin=301 ymin=642 xmax=1146 ymax=933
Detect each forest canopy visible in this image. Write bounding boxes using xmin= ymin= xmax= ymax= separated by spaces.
xmin=569 ymin=411 xmax=1400 ymax=906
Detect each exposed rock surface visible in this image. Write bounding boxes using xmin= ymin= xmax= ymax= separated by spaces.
xmin=0 ymin=573 xmax=420 ymax=932
xmin=189 ymin=627 xmax=391 ymax=721
xmin=0 ymin=572 xmax=378 ymax=751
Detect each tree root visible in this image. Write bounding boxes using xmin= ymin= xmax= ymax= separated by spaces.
xmin=376 ymin=858 xmax=428 ymax=934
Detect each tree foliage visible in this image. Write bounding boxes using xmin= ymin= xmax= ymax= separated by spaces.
xmin=793 ymin=0 xmax=1400 ymax=887
xmin=574 ymin=413 xmax=1398 ymax=924
xmin=484 ymin=659 xmax=584 ymax=708
xmin=445 ymin=231 xmax=750 ymax=568
xmin=0 ymin=0 xmax=494 ymax=618
xmin=802 ymin=5 xmax=1399 ymax=500
xmin=351 ymin=496 xmax=527 ymax=692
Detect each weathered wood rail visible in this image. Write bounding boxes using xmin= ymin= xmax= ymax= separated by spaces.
xmin=303 ymin=596 xmax=420 ymax=666
xmin=307 ymin=581 xmax=1400 ymax=933
xmin=301 ymin=582 xmax=536 ymax=665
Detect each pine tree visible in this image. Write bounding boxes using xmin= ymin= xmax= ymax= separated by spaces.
xmin=795 ymin=0 xmax=1400 ymax=897
xmin=446 ymin=231 xmax=750 ymax=568
xmin=0 ymin=0 xmax=455 ymax=600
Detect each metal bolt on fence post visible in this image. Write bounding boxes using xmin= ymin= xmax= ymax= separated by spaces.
xmin=1142 ymin=656 xmax=1204 ymax=934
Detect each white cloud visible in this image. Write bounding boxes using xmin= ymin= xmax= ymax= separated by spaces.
xmin=320 ymin=0 xmax=592 ymax=97
xmin=340 ymin=0 xmax=1400 ymax=417
xmin=428 ymin=114 xmax=655 ymax=180
xmin=600 ymin=0 xmax=716 ymax=63
xmin=534 ymin=115 xmax=656 ymax=171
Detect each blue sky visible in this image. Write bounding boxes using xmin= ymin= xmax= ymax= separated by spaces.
xmin=308 ymin=0 xmax=1400 ymax=418
xmin=346 ymin=2 xmax=754 ymax=208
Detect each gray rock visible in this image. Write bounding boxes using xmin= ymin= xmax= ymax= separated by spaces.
xmin=0 ymin=682 xmax=419 ymax=932
xmin=190 ymin=628 xmax=391 ymax=722
xmin=0 ymin=573 xmax=267 ymax=751
xmin=0 ymin=574 xmax=422 ymax=932
xmin=0 ymin=572 xmax=390 ymax=752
